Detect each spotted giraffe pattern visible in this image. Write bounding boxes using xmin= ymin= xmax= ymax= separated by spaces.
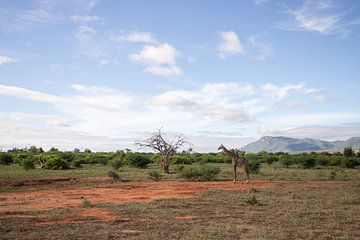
xmin=218 ymin=144 xmax=250 ymax=183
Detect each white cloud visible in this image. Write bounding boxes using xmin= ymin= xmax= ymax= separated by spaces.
xmin=312 ymin=93 xmax=335 ymax=102
xmin=279 ymin=0 xmax=356 ymax=36
xmin=0 ymin=55 xmax=16 ymax=65
xmin=217 ymin=31 xmax=244 ymax=58
xmin=254 ymin=0 xmax=268 ymax=6
xmin=248 ymin=36 xmax=274 ymax=61
xmin=149 ymin=83 xmax=262 ymax=122
xmin=260 ymin=124 xmax=360 ymax=141
xmin=129 ymin=43 xmax=178 ymax=65
xmin=113 ymin=31 xmax=156 ymax=43
xmin=0 ymin=82 xmax=352 ymax=151
xmin=70 ymin=15 xmax=101 ymax=23
xmin=261 ymin=83 xmax=305 ymax=100
xmin=129 ymin=43 xmax=183 ymax=77
xmin=144 ymin=65 xmax=182 ymax=77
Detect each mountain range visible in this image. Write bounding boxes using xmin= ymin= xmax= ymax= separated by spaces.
xmin=241 ymin=136 xmax=360 ymax=153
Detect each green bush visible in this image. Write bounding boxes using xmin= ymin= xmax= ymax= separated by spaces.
xmin=248 ymin=161 xmax=261 ymax=174
xmin=179 ymin=167 xmax=200 ymax=180
xmin=300 ymin=156 xmax=316 ymax=169
xmin=171 ymin=155 xmax=193 ymax=164
xmin=179 ymin=165 xmax=220 ymax=181
xmin=342 ymin=157 xmax=359 ymax=168
xmin=126 ymin=153 xmax=150 ymax=168
xmin=44 ymin=155 xmax=69 ymax=170
xmin=108 ymin=170 xmax=120 ymax=180
xmin=279 ymin=156 xmax=293 ymax=168
xmin=175 ymin=165 xmax=185 ymax=172
xmin=0 ymin=153 xmax=13 ymax=165
xmin=243 ymin=195 xmax=260 ymax=205
xmin=22 ymin=158 xmax=35 ymax=170
xmin=110 ymin=158 xmax=124 ymax=170
xmin=316 ymin=156 xmax=329 ymax=166
xmin=148 ymin=170 xmax=162 ymax=181
xmin=71 ymin=160 xmax=82 ymax=168
xmin=265 ymin=156 xmax=277 ymax=165
xmin=198 ymin=165 xmax=221 ymax=181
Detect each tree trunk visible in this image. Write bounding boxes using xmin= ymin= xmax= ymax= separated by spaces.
xmin=160 ymin=155 xmax=170 ymax=174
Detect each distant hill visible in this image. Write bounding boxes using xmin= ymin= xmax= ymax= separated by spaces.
xmin=241 ymin=136 xmax=360 ymax=153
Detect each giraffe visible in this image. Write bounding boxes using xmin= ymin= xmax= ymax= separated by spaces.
xmin=218 ymin=144 xmax=249 ymax=183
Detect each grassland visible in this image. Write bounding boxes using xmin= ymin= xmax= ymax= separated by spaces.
xmin=1 ymin=163 xmax=360 ymax=239
xmin=1 ymin=180 xmax=359 ymax=239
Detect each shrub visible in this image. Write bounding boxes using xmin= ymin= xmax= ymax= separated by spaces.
xmin=108 ymin=170 xmax=120 ymax=180
xmin=316 ymin=156 xmax=329 ymax=166
xmin=344 ymin=147 xmax=355 ymax=157
xmin=22 ymin=158 xmax=35 ymax=170
xmin=82 ymin=198 xmax=91 ymax=208
xmin=175 ymin=165 xmax=185 ymax=172
xmin=126 ymin=153 xmax=150 ymax=168
xmin=198 ymin=165 xmax=221 ymax=181
xmin=44 ymin=155 xmax=69 ymax=170
xmin=279 ymin=156 xmax=293 ymax=168
xmin=179 ymin=167 xmax=200 ymax=180
xmin=148 ymin=170 xmax=162 ymax=181
xmin=243 ymin=195 xmax=260 ymax=205
xmin=0 ymin=153 xmax=13 ymax=165
xmin=171 ymin=155 xmax=193 ymax=164
xmin=265 ymin=156 xmax=277 ymax=165
xmin=329 ymin=170 xmax=337 ymax=180
xmin=71 ymin=160 xmax=82 ymax=168
xmin=300 ymin=156 xmax=315 ymax=169
xmin=342 ymin=157 xmax=359 ymax=168
xmin=248 ymin=161 xmax=261 ymax=174
xmin=110 ymin=158 xmax=124 ymax=170
xmin=179 ymin=165 xmax=220 ymax=181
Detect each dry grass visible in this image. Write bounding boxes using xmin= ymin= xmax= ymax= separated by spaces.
xmin=1 ymin=181 xmax=359 ymax=240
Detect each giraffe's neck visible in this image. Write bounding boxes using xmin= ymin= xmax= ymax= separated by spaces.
xmin=222 ymin=147 xmax=236 ymax=159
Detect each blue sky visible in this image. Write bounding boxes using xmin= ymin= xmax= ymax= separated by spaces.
xmin=0 ymin=0 xmax=360 ymax=152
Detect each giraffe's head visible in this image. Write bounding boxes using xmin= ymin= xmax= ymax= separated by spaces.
xmin=217 ymin=144 xmax=225 ymax=150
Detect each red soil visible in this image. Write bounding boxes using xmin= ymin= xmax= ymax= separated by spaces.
xmin=0 ymin=180 xmax=277 ymax=224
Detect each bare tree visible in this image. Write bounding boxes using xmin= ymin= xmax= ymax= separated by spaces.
xmin=136 ymin=129 xmax=189 ymax=174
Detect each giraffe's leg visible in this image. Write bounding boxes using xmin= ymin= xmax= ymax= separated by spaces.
xmin=245 ymin=165 xmax=250 ymax=183
xmin=233 ymin=164 xmax=237 ymax=183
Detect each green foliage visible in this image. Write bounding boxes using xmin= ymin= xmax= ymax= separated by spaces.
xmin=107 ymin=170 xmax=120 ymax=180
xmin=248 ymin=161 xmax=261 ymax=174
xmin=44 ymin=155 xmax=69 ymax=170
xmin=300 ymin=156 xmax=316 ymax=169
xmin=22 ymin=158 xmax=35 ymax=170
xmin=171 ymin=155 xmax=193 ymax=164
xmin=342 ymin=157 xmax=359 ymax=168
xmin=344 ymin=147 xmax=355 ymax=157
xmin=265 ymin=155 xmax=277 ymax=165
xmin=0 ymin=153 xmax=13 ymax=165
xmin=148 ymin=170 xmax=162 ymax=181
xmin=329 ymin=170 xmax=337 ymax=180
xmin=243 ymin=195 xmax=260 ymax=205
xmin=316 ymin=156 xmax=329 ymax=166
xmin=71 ymin=160 xmax=82 ymax=168
xmin=126 ymin=153 xmax=150 ymax=168
xmin=279 ymin=156 xmax=293 ymax=168
xmin=179 ymin=165 xmax=221 ymax=181
xmin=110 ymin=158 xmax=124 ymax=170
xmin=82 ymin=198 xmax=91 ymax=208
xmin=175 ymin=165 xmax=185 ymax=172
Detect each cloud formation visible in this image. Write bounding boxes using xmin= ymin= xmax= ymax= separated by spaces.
xmin=0 ymin=55 xmax=16 ymax=65
xmin=112 ymin=31 xmax=156 ymax=43
xmin=217 ymin=31 xmax=244 ymax=58
xmin=129 ymin=43 xmax=183 ymax=77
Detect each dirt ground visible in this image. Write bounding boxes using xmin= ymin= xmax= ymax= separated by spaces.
xmin=0 ymin=180 xmax=275 ymax=223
